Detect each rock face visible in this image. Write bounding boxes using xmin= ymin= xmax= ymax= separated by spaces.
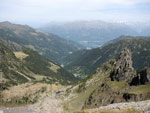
xmin=87 ymin=100 xmax=150 ymax=113
xmin=84 ymin=82 xmax=125 ymax=108
xmin=131 ymin=68 xmax=150 ymax=85
xmin=123 ymin=92 xmax=150 ymax=102
xmin=139 ymin=68 xmax=150 ymax=84
xmin=83 ymin=48 xmax=150 ymax=109
xmin=110 ymin=48 xmax=136 ymax=83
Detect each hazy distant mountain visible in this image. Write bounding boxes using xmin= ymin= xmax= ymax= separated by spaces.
xmin=62 ymin=36 xmax=150 ymax=78
xmin=0 ymin=21 xmax=83 ymax=64
xmin=39 ymin=20 xmax=150 ymax=48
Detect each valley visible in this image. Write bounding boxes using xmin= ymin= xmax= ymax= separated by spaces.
xmin=63 ymin=37 xmax=150 ymax=78
xmin=1 ymin=0 xmax=150 ymax=112
xmin=0 ymin=21 xmax=83 ymax=64
xmin=0 ymin=22 xmax=150 ymax=113
xmin=40 ymin=21 xmax=150 ymax=48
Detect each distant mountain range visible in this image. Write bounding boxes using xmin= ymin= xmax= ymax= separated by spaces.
xmin=40 ymin=20 xmax=150 ymax=48
xmin=62 ymin=36 xmax=150 ymax=78
xmin=0 ymin=21 xmax=83 ymax=64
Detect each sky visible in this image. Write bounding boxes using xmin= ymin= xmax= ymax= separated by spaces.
xmin=0 ymin=0 xmax=150 ymax=27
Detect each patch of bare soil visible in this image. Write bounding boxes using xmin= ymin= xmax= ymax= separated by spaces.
xmin=0 ymin=83 xmax=66 ymax=113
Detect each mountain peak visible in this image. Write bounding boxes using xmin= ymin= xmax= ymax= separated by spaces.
xmin=0 ymin=21 xmax=11 ymax=24
xmin=110 ymin=48 xmax=136 ymax=83
xmin=0 ymin=21 xmax=12 ymax=28
xmin=0 ymin=21 xmax=33 ymax=32
xmin=117 ymin=48 xmax=133 ymax=69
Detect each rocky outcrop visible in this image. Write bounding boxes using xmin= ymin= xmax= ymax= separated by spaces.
xmin=139 ymin=68 xmax=150 ymax=84
xmin=87 ymin=100 xmax=150 ymax=113
xmin=110 ymin=48 xmax=136 ymax=83
xmin=111 ymin=48 xmax=150 ymax=86
xmin=131 ymin=67 xmax=150 ymax=85
xmin=83 ymin=48 xmax=150 ymax=109
xmin=84 ymin=83 xmax=125 ymax=108
xmin=123 ymin=92 xmax=150 ymax=102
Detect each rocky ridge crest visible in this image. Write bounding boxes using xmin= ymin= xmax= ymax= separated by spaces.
xmin=111 ymin=48 xmax=136 ymax=83
xmin=83 ymin=48 xmax=150 ymax=109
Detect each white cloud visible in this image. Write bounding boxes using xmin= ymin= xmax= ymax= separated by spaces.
xmin=0 ymin=0 xmax=150 ymax=26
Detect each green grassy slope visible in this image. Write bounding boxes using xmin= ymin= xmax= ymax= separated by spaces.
xmin=0 ymin=21 xmax=83 ymax=64
xmin=63 ymin=37 xmax=150 ymax=78
xmin=0 ymin=43 xmax=78 ymax=91
xmin=65 ymin=58 xmax=150 ymax=111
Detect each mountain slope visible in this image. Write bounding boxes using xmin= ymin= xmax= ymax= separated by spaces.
xmin=0 ymin=43 xmax=78 ymax=91
xmin=83 ymin=49 xmax=150 ymax=109
xmin=0 ymin=36 xmax=23 ymax=51
xmin=64 ymin=49 xmax=150 ymax=112
xmin=63 ymin=36 xmax=150 ymax=78
xmin=0 ymin=21 xmax=83 ymax=64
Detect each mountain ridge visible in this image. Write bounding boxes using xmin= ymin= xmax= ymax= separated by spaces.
xmin=0 ymin=42 xmax=78 ymax=91
xmin=64 ymin=49 xmax=150 ymax=111
xmin=63 ymin=36 xmax=150 ymax=78
xmin=0 ymin=21 xmax=83 ymax=64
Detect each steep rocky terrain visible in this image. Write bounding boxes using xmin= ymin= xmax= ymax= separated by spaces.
xmin=0 ymin=21 xmax=83 ymax=64
xmin=110 ymin=48 xmax=136 ymax=83
xmin=83 ymin=49 xmax=150 ymax=109
xmin=63 ymin=37 xmax=150 ymax=78
xmin=63 ymin=48 xmax=150 ymax=112
xmin=137 ymin=68 xmax=150 ymax=84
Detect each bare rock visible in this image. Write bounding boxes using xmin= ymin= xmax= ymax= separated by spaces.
xmin=131 ymin=67 xmax=150 ymax=85
xmin=123 ymin=92 xmax=150 ymax=102
xmin=110 ymin=48 xmax=136 ymax=83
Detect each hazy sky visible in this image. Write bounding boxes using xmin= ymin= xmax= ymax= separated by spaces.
xmin=0 ymin=0 xmax=150 ymax=27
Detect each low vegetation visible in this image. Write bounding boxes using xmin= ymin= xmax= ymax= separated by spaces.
xmin=75 ymin=108 xmax=142 ymax=113
xmin=128 ymin=85 xmax=150 ymax=94
xmin=63 ymin=37 xmax=150 ymax=78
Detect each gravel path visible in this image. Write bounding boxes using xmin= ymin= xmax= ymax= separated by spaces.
xmin=87 ymin=100 xmax=150 ymax=113
xmin=37 ymin=94 xmax=64 ymax=113
xmin=0 ymin=93 xmax=64 ymax=113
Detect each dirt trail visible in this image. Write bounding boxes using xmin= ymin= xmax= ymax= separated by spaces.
xmin=1 ymin=94 xmax=64 ymax=113
xmin=0 ymin=84 xmax=66 ymax=113
xmin=37 ymin=94 xmax=63 ymax=113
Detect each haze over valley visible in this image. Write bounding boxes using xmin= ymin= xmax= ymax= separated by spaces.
xmin=0 ymin=0 xmax=150 ymax=113
xmin=40 ymin=20 xmax=150 ymax=48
